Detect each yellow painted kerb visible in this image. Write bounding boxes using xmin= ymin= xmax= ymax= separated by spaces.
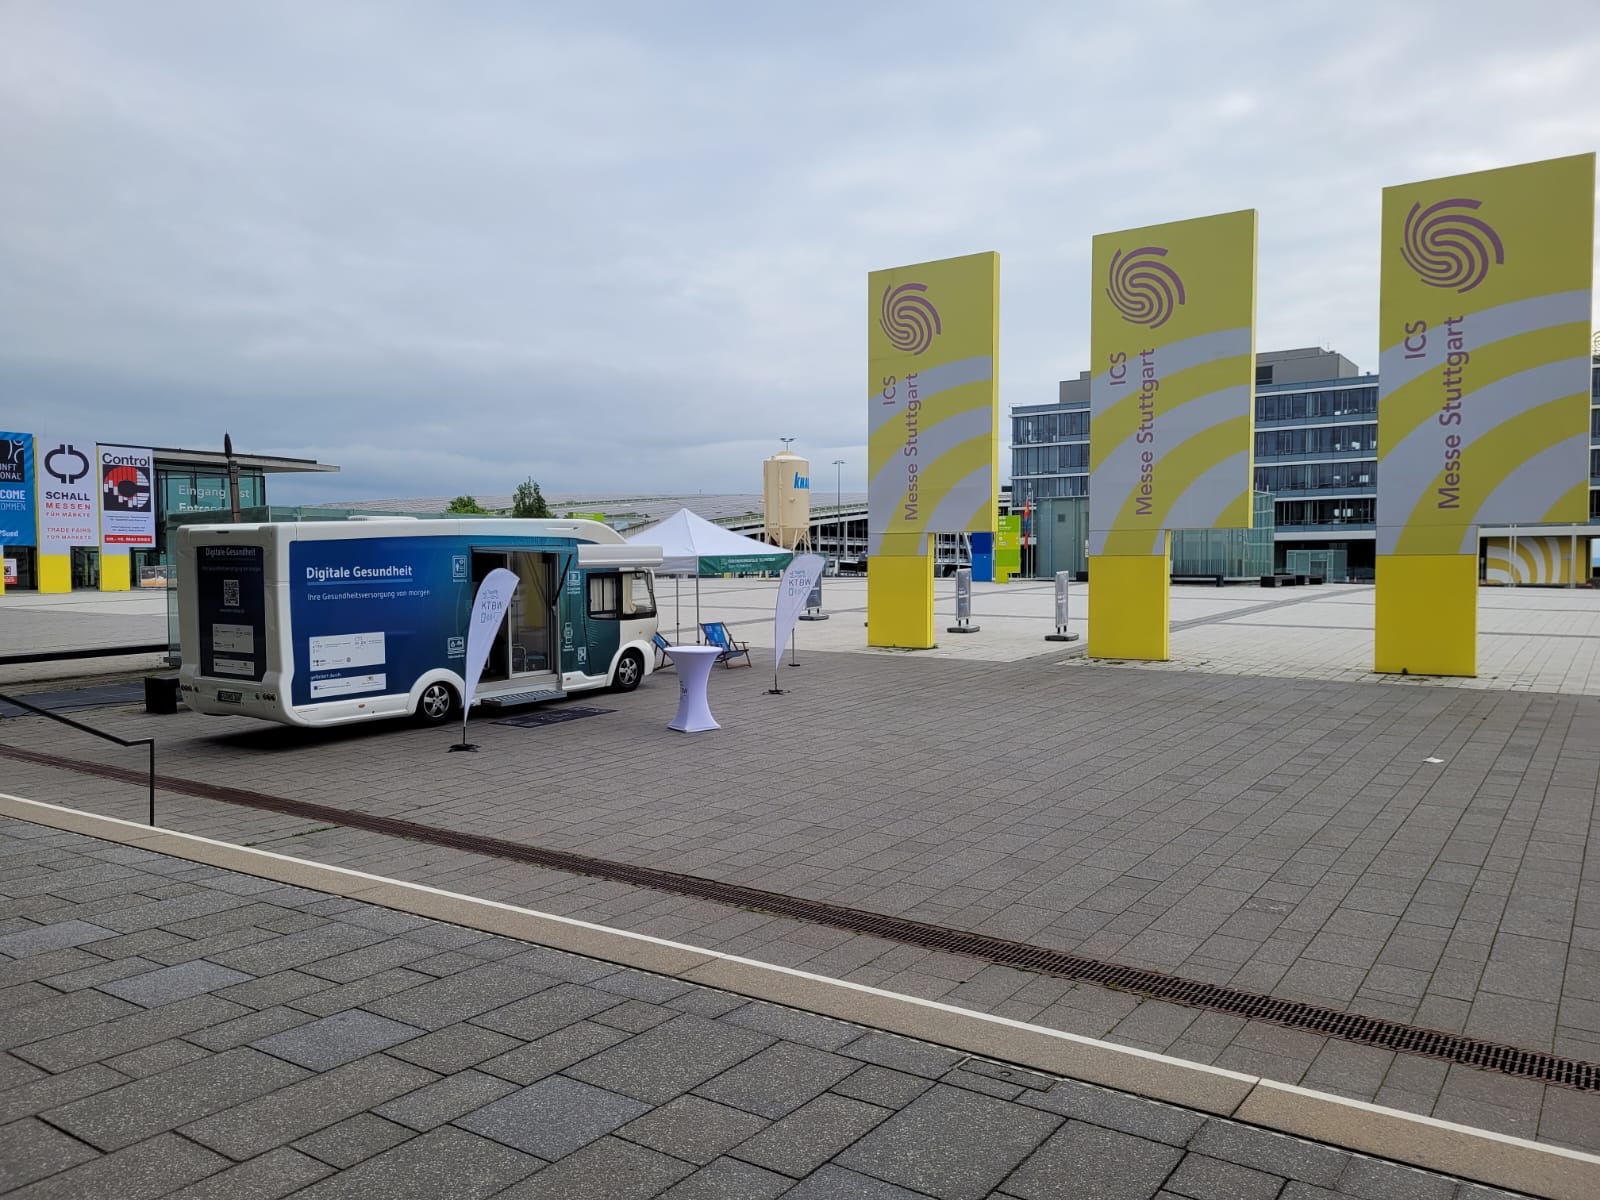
xmin=1374 ymin=554 xmax=1477 ymax=677
xmin=1088 ymin=549 xmax=1171 ymax=661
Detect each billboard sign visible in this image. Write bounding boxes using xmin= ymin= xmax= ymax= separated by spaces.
xmin=0 ymin=432 xmax=35 ymax=546
xmin=1088 ymin=209 xmax=1257 ymax=556
xmin=36 ymin=437 xmax=99 ymax=553
xmin=867 ymin=251 xmax=999 ymax=554
xmin=98 ymin=445 xmax=156 ymax=548
xmin=1377 ymin=153 xmax=1596 ymax=555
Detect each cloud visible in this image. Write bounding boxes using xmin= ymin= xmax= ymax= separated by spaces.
xmin=0 ymin=1 xmax=1596 ymax=504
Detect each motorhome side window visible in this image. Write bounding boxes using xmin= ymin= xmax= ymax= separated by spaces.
xmin=586 ymin=571 xmax=656 ymax=621
xmin=588 ymin=573 xmax=621 ymax=619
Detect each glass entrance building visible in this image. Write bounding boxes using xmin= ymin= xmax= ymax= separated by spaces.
xmin=1011 ymin=348 xmax=1600 ymax=579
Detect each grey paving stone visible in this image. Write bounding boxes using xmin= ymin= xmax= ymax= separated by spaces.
xmin=564 ymin=1013 xmax=774 ymax=1104
xmin=956 ymin=1057 xmax=1056 ymax=1091
xmin=498 ymin=943 xmax=620 ymax=982
xmin=365 ymin=961 xmax=556 ymax=1029
xmin=2 ymin=1129 xmax=228 ymax=1200
xmin=0 ymin=1063 xmax=128 ymax=1125
xmin=0 ymin=1051 xmax=44 ymax=1091
xmin=387 ymin=1022 xmax=521 ymax=1073
xmin=457 ymin=1073 xmax=652 ymax=1159
xmin=374 ymin=1068 xmax=518 ymax=1131
xmin=592 ymin=998 xmax=678 ymax=1032
xmin=43 ymin=1045 xmax=309 ymax=1150
xmin=720 ymin=1000 xmax=866 ymax=1050
xmin=184 ymin=1003 xmax=315 ymax=1051
xmin=617 ymin=1094 xmax=771 ymax=1164
xmin=735 ymin=1092 xmax=894 ymax=1178
xmin=841 ymin=1030 xmax=967 ymax=1078
xmin=41 ymin=954 xmax=163 ymax=991
xmin=206 ymin=924 xmax=389 ymax=975
xmin=102 ymin=1037 xmax=212 ymax=1079
xmin=292 ymin=1112 xmax=416 ymax=1168
xmin=782 ymin=1164 xmax=938 ymax=1199
xmin=0 ymin=987 xmax=137 ymax=1051
xmin=180 ymin=1052 xmax=438 ymax=1160
xmin=14 ymin=993 xmax=250 ymax=1071
xmin=97 ymin=959 xmax=254 ymax=1007
xmin=694 ymin=1039 xmax=860 ymax=1118
xmin=252 ymin=1009 xmax=423 ymax=1070
xmin=667 ymin=988 xmax=750 ymax=1018
xmin=495 ymin=1135 xmax=693 ymax=1200
xmin=299 ymin=937 xmax=439 ymax=983
xmin=836 ymin=1083 xmax=1061 ymax=1199
xmin=592 ymin=969 xmax=694 ymax=1002
xmin=1162 ymin=1151 xmax=1283 ymax=1200
xmin=288 ymin=1124 xmax=542 ymax=1199
xmin=0 ymin=921 xmax=114 ymax=960
xmin=940 ymin=1067 xmax=1024 ymax=1101
xmin=832 ymin=1063 xmax=935 ymax=1109
xmin=0 ymin=946 xmax=104 ymax=986
xmin=468 ymin=980 xmax=622 ymax=1039
xmin=0 ymin=1116 xmax=101 ymax=1193
xmin=1004 ymin=1120 xmax=1183 ymax=1200
xmin=150 ymin=1146 xmax=334 ymax=1200
xmin=477 ymin=1020 xmax=631 ymax=1085
xmin=213 ymin=968 xmax=332 ymax=1009
xmin=1188 ymin=1119 xmax=1350 ymax=1187
xmin=288 ymin=966 xmax=433 ymax=1017
xmin=659 ymin=1156 xmax=793 ymax=1200
xmin=1335 ymin=1154 xmax=1457 ymax=1200
xmin=1021 ymin=1078 xmax=1206 ymax=1147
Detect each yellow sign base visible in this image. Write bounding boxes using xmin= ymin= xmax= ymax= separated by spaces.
xmin=1375 ymin=554 xmax=1477 ymax=677
xmin=1088 ymin=551 xmax=1171 ymax=661
xmin=38 ymin=553 xmax=71 ymax=594
xmin=100 ymin=552 xmax=131 ymax=592
xmin=867 ymin=540 xmax=935 ymax=649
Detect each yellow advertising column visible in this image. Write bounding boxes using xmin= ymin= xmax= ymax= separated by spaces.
xmin=1375 ymin=153 xmax=1595 ymax=677
xmin=1087 ymin=210 xmax=1257 ymax=661
xmin=866 ymin=252 xmax=999 ymax=648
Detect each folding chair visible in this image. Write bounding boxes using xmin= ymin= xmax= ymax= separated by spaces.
xmin=699 ymin=621 xmax=752 ymax=668
xmin=652 ymin=631 xmax=675 ymax=670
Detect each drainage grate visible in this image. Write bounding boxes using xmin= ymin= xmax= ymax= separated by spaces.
xmin=3 ymin=741 xmax=1594 ymax=1092
xmin=492 ymin=706 xmax=613 ymax=729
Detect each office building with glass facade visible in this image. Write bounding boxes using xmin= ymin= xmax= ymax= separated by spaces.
xmin=1012 ymin=347 xmax=1600 ymax=578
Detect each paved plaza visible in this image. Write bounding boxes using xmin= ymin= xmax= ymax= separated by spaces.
xmin=0 ymin=819 xmax=1549 ymax=1198
xmin=2 ymin=577 xmax=1599 ymax=1193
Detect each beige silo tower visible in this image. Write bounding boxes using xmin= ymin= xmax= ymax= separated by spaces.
xmin=762 ymin=447 xmax=812 ymax=550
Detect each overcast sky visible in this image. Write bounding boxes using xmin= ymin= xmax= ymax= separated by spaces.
xmin=2 ymin=1 xmax=1597 ymax=505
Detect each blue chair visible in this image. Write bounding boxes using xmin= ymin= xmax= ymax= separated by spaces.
xmin=700 ymin=621 xmax=752 ymax=668
xmin=652 ymin=631 xmax=675 ymax=669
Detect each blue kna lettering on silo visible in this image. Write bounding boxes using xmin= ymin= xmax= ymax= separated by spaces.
xmin=792 ymin=471 xmax=810 ymax=489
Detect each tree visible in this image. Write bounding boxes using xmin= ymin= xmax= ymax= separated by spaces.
xmin=512 ymin=477 xmax=552 ymax=519
xmin=445 ymin=495 xmax=488 ymax=514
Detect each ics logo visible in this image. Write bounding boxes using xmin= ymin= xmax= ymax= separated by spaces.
xmin=879 ymin=282 xmax=942 ymax=355
xmin=1106 ymin=246 xmax=1186 ymax=330
xmin=1402 ymin=197 xmax=1504 ymax=294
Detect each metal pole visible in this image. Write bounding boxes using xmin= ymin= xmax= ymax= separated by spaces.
xmin=833 ymin=459 xmax=845 ymax=564
xmin=146 ymin=741 xmax=155 ymax=826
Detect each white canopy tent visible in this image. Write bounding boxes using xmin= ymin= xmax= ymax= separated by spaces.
xmin=626 ymin=507 xmax=793 ymax=640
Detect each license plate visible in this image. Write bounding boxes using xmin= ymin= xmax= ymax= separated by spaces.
xmin=217 ymin=690 xmax=242 ymax=704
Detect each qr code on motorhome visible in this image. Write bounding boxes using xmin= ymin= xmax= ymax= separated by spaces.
xmin=223 ymin=579 xmax=240 ymax=607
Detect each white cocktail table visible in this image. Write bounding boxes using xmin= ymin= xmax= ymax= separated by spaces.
xmin=666 ymin=645 xmax=722 ymax=733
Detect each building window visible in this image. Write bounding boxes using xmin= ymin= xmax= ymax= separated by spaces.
xmin=1256 ymin=364 xmax=1274 ymax=385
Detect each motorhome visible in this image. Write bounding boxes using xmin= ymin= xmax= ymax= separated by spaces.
xmin=176 ymin=517 xmax=660 ymax=727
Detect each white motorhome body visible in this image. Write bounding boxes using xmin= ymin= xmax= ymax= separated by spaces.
xmin=177 ymin=518 xmax=661 ymax=727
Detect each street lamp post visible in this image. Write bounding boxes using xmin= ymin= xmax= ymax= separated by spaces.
xmin=832 ymin=459 xmax=845 ymax=563
xmin=223 ymin=432 xmax=241 ymax=524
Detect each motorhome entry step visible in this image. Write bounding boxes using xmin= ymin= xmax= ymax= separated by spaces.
xmin=479 ymin=689 xmax=565 ymax=708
